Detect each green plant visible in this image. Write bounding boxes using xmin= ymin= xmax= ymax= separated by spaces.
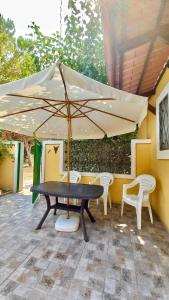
xmin=0 ymin=141 xmax=13 ymax=160
xmin=63 ymin=0 xmax=106 ymax=83
xmin=0 ymin=14 xmax=37 ymax=84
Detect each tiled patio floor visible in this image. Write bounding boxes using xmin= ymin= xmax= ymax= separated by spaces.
xmin=0 ymin=190 xmax=169 ymax=300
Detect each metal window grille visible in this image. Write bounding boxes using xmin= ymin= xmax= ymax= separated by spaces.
xmin=159 ymin=95 xmax=169 ymax=151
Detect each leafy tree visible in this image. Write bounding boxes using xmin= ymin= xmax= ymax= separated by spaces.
xmin=17 ymin=22 xmax=61 ymax=71
xmin=63 ymin=0 xmax=107 ymax=83
xmin=0 ymin=141 xmax=12 ymax=160
xmin=0 ymin=14 xmax=36 ymax=84
xmin=19 ymin=0 xmax=106 ymax=83
xmin=0 ymin=15 xmax=37 ymax=165
xmin=0 ymin=14 xmax=15 ymax=36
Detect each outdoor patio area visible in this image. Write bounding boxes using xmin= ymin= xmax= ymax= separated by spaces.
xmin=0 ymin=190 xmax=169 ymax=300
xmin=1 ymin=0 xmax=169 ymax=299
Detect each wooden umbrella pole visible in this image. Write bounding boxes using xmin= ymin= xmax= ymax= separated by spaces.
xmin=58 ymin=63 xmax=71 ymax=219
xmin=67 ymin=117 xmax=71 ymax=219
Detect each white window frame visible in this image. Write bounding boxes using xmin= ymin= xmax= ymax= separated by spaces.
xmin=41 ymin=139 xmax=151 ymax=180
xmin=156 ymin=83 xmax=169 ymax=159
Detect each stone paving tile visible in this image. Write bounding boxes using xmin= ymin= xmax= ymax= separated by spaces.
xmin=0 ymin=191 xmax=169 ymax=299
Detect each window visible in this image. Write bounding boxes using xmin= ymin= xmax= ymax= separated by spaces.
xmin=156 ymin=84 xmax=169 ymax=159
xmin=159 ymin=95 xmax=169 ymax=150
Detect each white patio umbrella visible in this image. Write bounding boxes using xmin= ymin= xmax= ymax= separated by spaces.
xmin=0 ymin=63 xmax=147 ymax=139
xmin=0 ymin=62 xmax=148 ymax=230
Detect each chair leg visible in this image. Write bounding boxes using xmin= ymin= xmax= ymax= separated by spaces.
xmin=103 ymin=196 xmax=107 ymax=215
xmin=109 ymin=193 xmax=112 ymax=209
xmin=148 ymin=202 xmax=153 ymax=224
xmin=121 ymin=200 xmax=124 ymax=216
xmin=97 ymin=198 xmax=99 ymax=206
xmin=136 ymin=205 xmax=142 ymax=230
xmin=73 ymin=199 xmax=78 ymax=205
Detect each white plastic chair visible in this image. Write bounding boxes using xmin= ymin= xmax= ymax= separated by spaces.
xmin=121 ymin=174 xmax=156 ymax=230
xmin=91 ymin=173 xmax=114 ymax=215
xmin=62 ymin=170 xmax=81 ymax=184
xmin=62 ymin=170 xmax=81 ymax=204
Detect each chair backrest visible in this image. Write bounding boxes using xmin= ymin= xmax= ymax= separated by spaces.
xmin=98 ymin=173 xmax=114 ymax=195
xmin=69 ymin=170 xmax=81 ymax=183
xmin=135 ymin=174 xmax=156 ymax=195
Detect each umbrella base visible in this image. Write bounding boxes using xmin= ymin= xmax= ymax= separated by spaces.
xmin=55 ymin=214 xmax=80 ymax=232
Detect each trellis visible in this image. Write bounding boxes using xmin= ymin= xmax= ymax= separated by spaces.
xmin=64 ymin=136 xmax=132 ymax=174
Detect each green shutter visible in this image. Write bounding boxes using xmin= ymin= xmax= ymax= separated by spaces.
xmin=32 ymin=139 xmax=42 ymax=204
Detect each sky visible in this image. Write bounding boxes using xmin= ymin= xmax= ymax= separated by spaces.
xmin=1 ymin=0 xmax=68 ymax=36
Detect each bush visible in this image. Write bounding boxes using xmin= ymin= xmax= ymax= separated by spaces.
xmin=0 ymin=142 xmax=13 ymax=160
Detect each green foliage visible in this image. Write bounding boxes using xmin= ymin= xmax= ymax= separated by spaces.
xmin=65 ymin=134 xmax=132 ymax=174
xmin=63 ymin=0 xmax=107 ymax=83
xmin=17 ymin=22 xmax=61 ymax=71
xmin=0 ymin=15 xmax=15 ymax=36
xmin=0 ymin=15 xmax=36 ymax=84
xmin=0 ymin=0 xmax=106 ymax=83
xmin=15 ymin=0 xmax=106 ymax=83
xmin=0 ymin=131 xmax=13 ymax=159
xmin=0 ymin=141 xmax=12 ymax=160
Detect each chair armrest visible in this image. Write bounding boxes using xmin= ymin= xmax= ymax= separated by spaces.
xmin=109 ymin=178 xmax=114 ymax=186
xmin=123 ymin=179 xmax=137 ymax=196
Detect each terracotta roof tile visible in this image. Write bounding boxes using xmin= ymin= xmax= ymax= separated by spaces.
xmin=101 ymin=0 xmax=169 ymax=95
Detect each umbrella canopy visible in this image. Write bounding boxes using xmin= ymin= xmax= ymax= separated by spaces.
xmin=0 ymin=63 xmax=147 ymax=139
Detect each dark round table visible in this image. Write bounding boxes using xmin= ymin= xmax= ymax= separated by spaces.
xmin=31 ymin=181 xmax=103 ymax=242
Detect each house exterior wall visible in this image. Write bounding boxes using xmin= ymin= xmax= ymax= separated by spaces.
xmin=137 ymin=68 xmax=169 ymax=230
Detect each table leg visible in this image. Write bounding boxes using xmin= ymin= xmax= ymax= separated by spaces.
xmin=80 ymin=200 xmax=89 ymax=242
xmin=85 ymin=200 xmax=95 ymax=223
xmin=36 ymin=195 xmax=51 ymax=230
xmin=54 ymin=197 xmax=58 ymax=215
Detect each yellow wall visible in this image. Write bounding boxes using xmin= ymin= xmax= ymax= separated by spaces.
xmin=0 ymin=145 xmax=15 ymax=191
xmin=44 ymin=144 xmax=63 ymax=181
xmin=137 ymin=68 xmax=169 ymax=230
xmin=136 ymin=144 xmax=151 ymax=175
